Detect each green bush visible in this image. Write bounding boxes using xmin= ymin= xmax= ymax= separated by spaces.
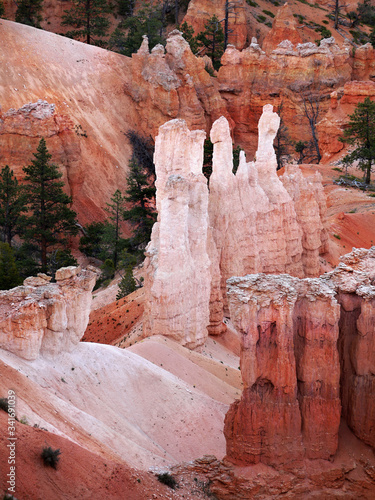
xmin=156 ymin=472 xmax=178 ymax=489
xmin=263 ymin=9 xmax=275 ymax=17
xmin=41 ymin=446 xmax=61 ymax=469
xmin=246 ymin=0 xmax=258 ymax=6
xmin=0 ymin=397 xmax=8 ymax=412
xmin=257 ymin=15 xmax=266 ymax=23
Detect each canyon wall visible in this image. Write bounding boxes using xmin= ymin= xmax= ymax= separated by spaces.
xmin=225 ymin=247 xmax=375 ymax=465
xmin=0 ymin=266 xmax=96 ymax=360
xmin=143 ymin=106 xmax=329 ymax=348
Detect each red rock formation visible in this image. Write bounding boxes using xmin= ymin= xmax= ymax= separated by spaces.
xmin=0 ymin=266 xmax=96 ymax=360
xmin=281 ymin=165 xmax=329 ymax=276
xmin=183 ymin=0 xmax=248 ymax=50
xmin=317 ymin=80 xmax=375 ymax=160
xmin=218 ymin=38 xmax=352 ymax=154
xmin=225 ymin=274 xmax=341 ymax=466
xmin=262 ymin=3 xmax=303 ymax=54
xmin=225 ymin=247 xmax=375 ymax=465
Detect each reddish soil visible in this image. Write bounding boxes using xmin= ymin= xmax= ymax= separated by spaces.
xmin=82 ymin=288 xmax=144 ymax=345
xmin=0 ymin=411 xmax=174 ymax=500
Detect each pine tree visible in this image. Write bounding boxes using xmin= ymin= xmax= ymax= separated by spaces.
xmin=0 ymin=243 xmax=21 ymax=290
xmin=22 ymin=138 xmax=78 ymax=273
xmin=178 ymin=21 xmax=199 ymax=53
xmin=124 ymin=157 xmax=156 ymax=250
xmin=196 ymin=15 xmax=225 ymax=70
xmin=110 ymin=4 xmax=164 ymax=56
xmin=62 ymin=0 xmax=111 ymax=46
xmin=15 ymin=0 xmax=43 ymax=27
xmin=116 ymin=266 xmax=136 ymax=300
xmin=339 ymin=96 xmax=375 ymax=185
xmin=274 ymin=102 xmax=293 ymax=170
xmin=105 ymin=189 xmax=126 ymax=268
xmin=0 ymin=2 xmax=5 ymax=18
xmin=0 ymin=165 xmax=27 ymax=245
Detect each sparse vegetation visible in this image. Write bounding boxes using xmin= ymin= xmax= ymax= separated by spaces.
xmin=246 ymin=0 xmax=259 ymax=6
xmin=262 ymin=9 xmax=275 ymax=17
xmin=0 ymin=397 xmax=8 ymax=412
xmin=156 ymin=472 xmax=178 ymax=489
xmin=41 ymin=446 xmax=61 ymax=469
xmin=333 ymin=233 xmax=341 ymax=239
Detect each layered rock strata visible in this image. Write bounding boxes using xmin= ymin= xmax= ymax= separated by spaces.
xmin=144 ymin=106 xmax=328 ymax=348
xmin=0 ymin=266 xmax=96 ymax=360
xmin=224 ymin=247 xmax=375 ymax=465
xmin=143 ymin=119 xmax=212 ymax=349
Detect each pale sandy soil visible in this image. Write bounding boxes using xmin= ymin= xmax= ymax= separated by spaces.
xmin=0 ymin=333 xmax=239 ymax=472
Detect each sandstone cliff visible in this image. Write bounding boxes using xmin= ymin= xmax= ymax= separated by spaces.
xmin=225 ymin=246 xmax=375 ymax=465
xmin=0 ymin=266 xmax=96 ymax=360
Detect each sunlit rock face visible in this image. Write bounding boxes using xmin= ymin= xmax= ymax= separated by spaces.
xmin=0 ymin=267 xmax=96 ymax=360
xmin=143 ymin=106 xmax=329 ymax=348
xmin=143 ymin=119 xmax=211 ymax=350
xmin=224 ymin=247 xmax=375 ymax=464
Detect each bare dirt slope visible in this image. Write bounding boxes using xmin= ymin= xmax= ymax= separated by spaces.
xmin=0 ymin=19 xmax=137 ymax=225
xmin=0 ymin=338 xmax=238 ymax=471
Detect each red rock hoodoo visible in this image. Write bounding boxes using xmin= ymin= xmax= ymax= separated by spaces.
xmin=224 ymin=247 xmax=375 ymax=465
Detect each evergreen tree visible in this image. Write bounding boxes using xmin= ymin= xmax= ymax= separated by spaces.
xmin=116 ymin=0 xmax=135 ymax=16
xmin=0 ymin=243 xmax=21 ymax=290
xmin=274 ymin=102 xmax=293 ymax=170
xmin=0 ymin=2 xmax=5 ymax=18
xmin=105 ymin=189 xmax=126 ymax=268
xmin=22 ymin=138 xmax=78 ymax=273
xmin=79 ymin=220 xmax=111 ymax=260
xmin=62 ymin=0 xmax=111 ymax=46
xmin=196 ymin=15 xmax=225 ymax=70
xmin=116 ymin=266 xmax=136 ymax=299
xmin=110 ymin=4 xmax=164 ymax=56
xmin=15 ymin=0 xmax=43 ymax=27
xmin=339 ymin=97 xmax=375 ymax=185
xmin=124 ymin=157 xmax=156 ymax=250
xmin=178 ymin=21 xmax=199 ymax=53
xmin=0 ymin=165 xmax=27 ymax=245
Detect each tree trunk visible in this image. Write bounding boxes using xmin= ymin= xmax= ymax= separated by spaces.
xmin=86 ymin=0 xmax=91 ymax=45
xmin=224 ymin=0 xmax=229 ymax=50
xmin=366 ymin=161 xmax=371 ymax=184
xmin=334 ymin=0 xmax=339 ymax=29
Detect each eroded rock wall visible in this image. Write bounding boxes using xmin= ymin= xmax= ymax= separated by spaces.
xmin=225 ymin=247 xmax=375 ymax=465
xmin=0 ymin=266 xmax=96 ymax=360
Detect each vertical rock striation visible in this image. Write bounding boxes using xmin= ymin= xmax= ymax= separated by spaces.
xmin=225 ymin=274 xmax=341 ymax=466
xmin=225 ymin=247 xmax=375 ymax=465
xmin=143 ymin=119 xmax=211 ymax=349
xmin=144 ymin=106 xmax=329 ymax=348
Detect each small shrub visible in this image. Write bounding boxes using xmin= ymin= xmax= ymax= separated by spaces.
xmin=368 ymin=193 xmax=375 ymax=197
xmin=333 ymin=234 xmax=341 ymax=240
xmin=0 ymin=397 xmax=8 ymax=413
xmin=246 ymin=0 xmax=258 ymax=6
xmin=263 ymin=9 xmax=275 ymax=17
xmin=332 ymin=167 xmax=343 ymax=171
xmin=257 ymin=15 xmax=266 ymax=23
xmin=156 ymin=472 xmax=178 ymax=489
xmin=41 ymin=446 xmax=61 ymax=469
xmin=19 ymin=416 xmax=28 ymax=425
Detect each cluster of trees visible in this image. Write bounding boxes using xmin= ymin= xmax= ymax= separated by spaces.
xmin=79 ymin=130 xmax=156 ymax=298
xmin=0 ymin=129 xmax=156 ymax=297
xmin=0 ymin=139 xmax=78 ymax=289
